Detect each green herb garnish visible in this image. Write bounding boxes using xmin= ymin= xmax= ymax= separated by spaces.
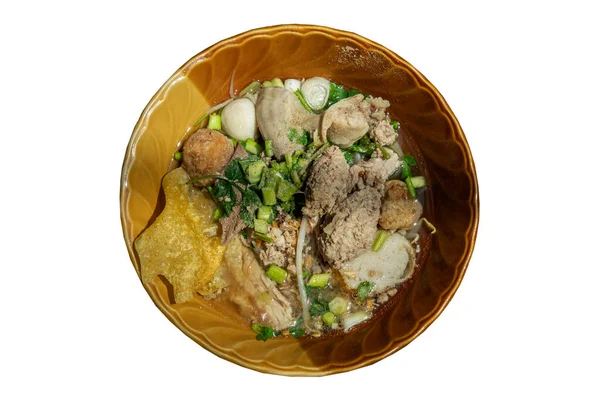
xmin=289 ymin=317 xmax=305 ymax=338
xmin=288 ymin=128 xmax=310 ymax=145
xmin=357 ymin=281 xmax=375 ymax=301
xmin=310 ymin=298 xmax=330 ymax=317
xmin=252 ymin=324 xmax=280 ymax=341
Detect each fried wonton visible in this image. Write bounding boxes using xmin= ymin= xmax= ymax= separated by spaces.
xmin=135 ymin=167 xmax=225 ymax=303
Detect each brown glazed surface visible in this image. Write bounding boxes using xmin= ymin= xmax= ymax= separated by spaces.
xmin=120 ymin=24 xmax=479 ymax=376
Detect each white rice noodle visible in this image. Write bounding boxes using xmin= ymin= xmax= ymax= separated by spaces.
xmin=296 ymin=216 xmax=311 ymax=327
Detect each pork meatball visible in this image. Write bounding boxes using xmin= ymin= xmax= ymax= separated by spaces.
xmin=378 ymin=180 xmax=423 ymax=230
xmin=182 ymin=129 xmax=234 ymax=187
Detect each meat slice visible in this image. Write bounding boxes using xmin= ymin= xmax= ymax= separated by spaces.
xmin=221 ymin=237 xmax=296 ymax=330
xmin=317 ymin=187 xmax=382 ymax=267
xmin=378 ymin=180 xmax=423 ymax=230
xmin=256 ymin=87 xmax=320 ymax=158
xmin=321 ymin=95 xmax=369 ymax=147
xmin=303 ymin=146 xmax=351 ymax=220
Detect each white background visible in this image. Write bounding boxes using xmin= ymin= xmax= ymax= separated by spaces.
xmin=1 ymin=1 xmax=599 ymax=399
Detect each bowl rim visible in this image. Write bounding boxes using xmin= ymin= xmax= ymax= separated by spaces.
xmin=120 ymin=23 xmax=479 ymax=376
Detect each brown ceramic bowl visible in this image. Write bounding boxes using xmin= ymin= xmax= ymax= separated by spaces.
xmin=120 ymin=24 xmax=478 ymax=376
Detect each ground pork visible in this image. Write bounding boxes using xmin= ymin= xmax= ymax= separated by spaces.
xmin=370 ymin=120 xmax=397 ymax=146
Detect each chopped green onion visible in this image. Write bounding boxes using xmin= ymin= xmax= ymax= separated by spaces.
xmin=239 ymin=81 xmax=261 ymax=96
xmin=254 ymin=219 xmax=269 ymax=234
xmin=173 ymin=151 xmax=183 ymax=161
xmin=245 ymin=160 xmax=266 ymax=184
xmin=231 ymin=138 xmax=238 ymax=148
xmin=262 ymin=80 xmax=273 ymax=87
xmin=357 ymin=281 xmax=375 ymax=301
xmin=347 ymin=89 xmax=361 ymax=97
xmin=264 ymin=140 xmax=274 ymax=157
xmin=321 ymin=312 xmax=336 ymax=327
xmin=254 ymin=231 xmax=273 ymax=243
xmin=276 ymin=179 xmax=297 ymax=202
xmin=285 ymin=153 xmax=293 ymax=169
xmin=294 ymin=89 xmax=313 ymax=113
xmin=207 ymin=113 xmax=221 ymax=130
xmin=291 ymin=170 xmax=301 ymax=186
xmin=328 ymin=297 xmax=349 ymax=315
xmin=411 ymin=176 xmax=426 ymax=188
xmin=405 ymin=176 xmax=417 ymax=198
xmin=372 ymin=230 xmax=390 ymax=251
xmin=376 ymin=145 xmax=391 ymax=159
xmin=212 ymin=206 xmax=224 ymax=221
xmin=391 ymin=120 xmax=400 ymax=132
xmin=308 ymin=273 xmax=330 ymax=288
xmin=266 ymin=265 xmax=287 ymax=284
xmin=270 ymin=78 xmax=284 ymax=87
xmin=257 ymin=205 xmax=273 ymax=222
xmin=243 ymin=138 xmax=263 ymax=155
xmin=261 ymin=187 xmax=277 ymax=206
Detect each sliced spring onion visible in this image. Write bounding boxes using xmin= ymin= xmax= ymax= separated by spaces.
xmin=266 ymin=265 xmax=287 ymax=284
xmin=257 ymin=205 xmax=273 ymax=221
xmin=328 ymin=297 xmax=349 ymax=316
xmin=239 ymin=81 xmax=261 ymax=96
xmin=276 ymin=179 xmax=297 ymax=202
xmin=391 ymin=120 xmax=400 ymax=132
xmin=372 ymin=230 xmax=390 ymax=251
xmin=243 ymin=138 xmax=263 ymax=155
xmin=207 ymin=113 xmax=221 ymax=130
xmin=173 ymin=151 xmax=183 ymax=161
xmin=291 ymin=170 xmax=301 ymax=186
xmin=254 ymin=231 xmax=273 ymax=243
xmin=245 ymin=160 xmax=266 ymax=184
xmin=192 ymin=98 xmax=234 ymax=127
xmin=405 ymin=176 xmax=417 ymax=198
xmin=261 ymin=187 xmax=277 ymax=206
xmin=294 ymin=89 xmax=313 ymax=113
xmin=264 ymin=140 xmax=274 ymax=157
xmin=254 ymin=219 xmax=269 ymax=234
xmin=262 ymin=80 xmax=273 ymax=87
xmin=285 ymin=153 xmax=293 ymax=169
xmin=342 ymin=311 xmax=370 ymax=331
xmin=270 ymin=78 xmax=284 ymax=87
xmin=411 ymin=176 xmax=426 ymax=188
xmin=211 ymin=206 xmax=223 ymax=221
xmin=308 ymin=273 xmax=330 ymax=288
xmin=284 ymin=78 xmax=302 ymax=92
xmin=321 ymin=312 xmax=336 ymax=327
